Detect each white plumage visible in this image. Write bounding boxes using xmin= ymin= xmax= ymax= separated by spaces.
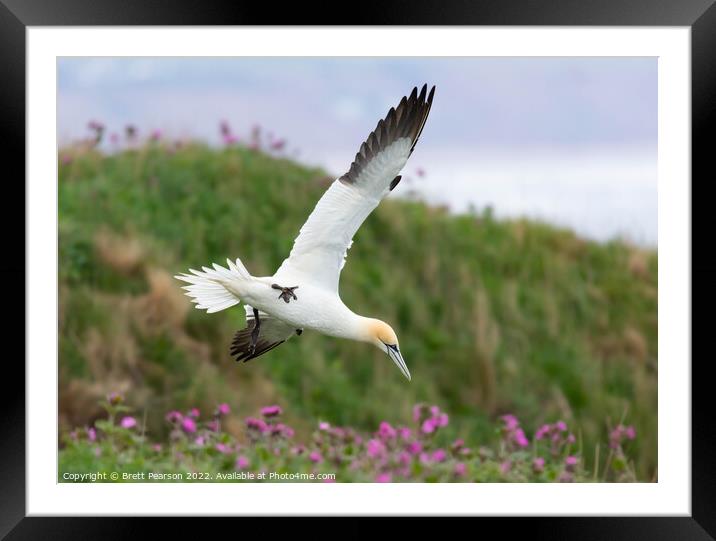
xmin=175 ymin=85 xmax=435 ymax=380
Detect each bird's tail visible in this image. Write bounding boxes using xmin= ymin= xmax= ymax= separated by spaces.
xmin=174 ymin=258 xmax=251 ymax=313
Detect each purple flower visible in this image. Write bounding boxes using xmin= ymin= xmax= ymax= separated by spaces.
xmin=260 ymin=405 xmax=282 ymax=418
xmin=513 ymin=428 xmax=529 ymax=448
xmin=625 ymin=425 xmax=636 ymax=440
xmin=309 ymin=451 xmax=323 ymax=463
xmin=165 ymin=410 xmax=183 ymax=423
xmin=431 ymin=449 xmax=447 ymax=462
xmin=188 ymin=408 xmax=200 ymax=419
xmin=378 ymin=421 xmax=397 ymax=440
xmin=452 ymin=438 xmax=464 ymax=450
xmin=533 ymin=457 xmax=545 ymax=473
xmin=236 ymin=456 xmax=249 ymax=469
xmin=421 ymin=418 xmax=436 ymax=434
xmin=120 ymin=416 xmax=137 ymax=429
xmin=246 ymin=417 xmax=268 ymax=433
xmin=216 ymin=403 xmax=230 ymax=416
xmin=215 ymin=443 xmax=231 ymax=454
xmin=500 ymin=460 xmax=512 ymax=474
xmin=454 ymin=463 xmax=467 ymax=476
xmin=319 ymin=421 xmax=331 ymax=431
xmin=375 ymin=473 xmax=392 ymax=483
xmin=181 ymin=417 xmax=197 ymax=433
xmin=435 ymin=413 xmax=449 ymax=427
xmin=412 ymin=404 xmax=425 ymax=422
xmin=501 ymin=414 xmax=519 ymax=431
xmin=556 ymin=421 xmax=568 ymax=432
xmin=406 ymin=441 xmax=422 ymax=455
xmin=565 ymin=455 xmax=579 ymax=472
xmin=535 ymin=424 xmax=551 ymax=440
xmin=87 ymin=427 xmax=97 ymax=442
xmin=398 ymin=452 xmax=412 ymax=466
xmin=194 ymin=436 xmax=205 ymax=446
xmin=367 ymin=439 xmax=386 ymax=458
xmin=150 ymin=129 xmax=162 ymax=141
xmin=398 ymin=427 xmax=412 ymax=441
xmin=152 ymin=444 xmax=162 ymax=452
xmin=207 ymin=420 xmax=219 ymax=432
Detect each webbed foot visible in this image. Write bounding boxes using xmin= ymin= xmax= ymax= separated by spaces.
xmin=271 ymin=284 xmax=299 ymax=303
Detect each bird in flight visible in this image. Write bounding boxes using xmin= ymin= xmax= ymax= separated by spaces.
xmin=176 ymin=85 xmax=435 ymax=380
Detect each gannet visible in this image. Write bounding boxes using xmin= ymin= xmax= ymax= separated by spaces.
xmin=176 ymin=85 xmax=435 ymax=380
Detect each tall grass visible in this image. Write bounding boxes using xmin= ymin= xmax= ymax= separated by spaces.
xmin=58 ymin=142 xmax=657 ymax=480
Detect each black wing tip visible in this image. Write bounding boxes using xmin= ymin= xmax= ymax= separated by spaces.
xmin=340 ymin=84 xmax=436 ymax=185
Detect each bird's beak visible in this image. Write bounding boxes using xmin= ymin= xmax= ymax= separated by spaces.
xmin=387 ymin=345 xmax=411 ymax=381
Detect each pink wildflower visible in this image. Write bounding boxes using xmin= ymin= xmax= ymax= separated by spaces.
xmin=181 ymin=417 xmax=197 ymax=433
xmin=367 ymin=439 xmax=386 ymax=458
xmin=319 ymin=421 xmax=331 ymax=431
xmin=375 ymin=473 xmax=392 ymax=483
xmin=309 ymin=451 xmax=323 ymax=463
xmin=165 ymin=410 xmax=183 ymax=423
xmin=120 ymin=416 xmax=137 ymax=429
xmin=565 ymin=455 xmax=579 ymax=472
xmin=260 ymin=405 xmax=282 ymax=417
xmin=236 ymin=456 xmax=249 ymax=469
xmin=513 ymin=428 xmax=529 ymax=448
xmin=406 ymin=441 xmax=422 ymax=455
xmin=454 ymin=463 xmax=467 ymax=476
xmin=188 ymin=408 xmax=200 ymax=418
xmin=378 ymin=421 xmax=397 ymax=440
xmin=216 ymin=403 xmax=230 ymax=416
xmin=87 ymin=427 xmax=97 ymax=442
xmin=432 ymin=449 xmax=447 ymax=462
xmin=533 ymin=457 xmax=545 ymax=472
xmin=421 ymin=418 xmax=436 ymax=434
xmin=246 ymin=417 xmax=268 ymax=432
xmin=501 ymin=414 xmax=519 ymax=431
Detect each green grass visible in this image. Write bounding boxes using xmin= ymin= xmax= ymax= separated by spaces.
xmin=58 ymin=142 xmax=657 ymax=480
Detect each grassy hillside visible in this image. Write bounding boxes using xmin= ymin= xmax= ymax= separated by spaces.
xmin=58 ymin=142 xmax=657 ymax=480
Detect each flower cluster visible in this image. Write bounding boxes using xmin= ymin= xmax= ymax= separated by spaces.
xmin=60 ymin=396 xmax=637 ymax=483
xmin=500 ymin=414 xmax=530 ymax=449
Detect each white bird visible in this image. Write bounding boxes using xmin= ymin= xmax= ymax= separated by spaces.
xmin=175 ymin=85 xmax=435 ymax=380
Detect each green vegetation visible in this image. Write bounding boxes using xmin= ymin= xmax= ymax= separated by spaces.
xmin=58 ymin=142 xmax=657 ymax=481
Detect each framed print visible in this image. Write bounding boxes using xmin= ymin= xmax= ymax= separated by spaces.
xmin=2 ymin=0 xmax=713 ymax=537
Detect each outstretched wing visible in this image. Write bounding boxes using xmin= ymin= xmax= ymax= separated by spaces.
xmin=274 ymin=84 xmax=435 ymax=292
xmin=230 ymin=306 xmax=300 ymax=362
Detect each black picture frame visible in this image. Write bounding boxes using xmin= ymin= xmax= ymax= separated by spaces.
xmin=2 ymin=0 xmax=712 ymax=537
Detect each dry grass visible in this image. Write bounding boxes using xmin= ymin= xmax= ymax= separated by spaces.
xmin=94 ymin=229 xmax=144 ymax=275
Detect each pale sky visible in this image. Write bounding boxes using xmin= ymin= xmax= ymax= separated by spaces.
xmin=58 ymin=57 xmax=657 ymax=245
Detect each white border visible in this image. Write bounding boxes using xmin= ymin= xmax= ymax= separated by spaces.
xmin=28 ymin=27 xmax=690 ymax=516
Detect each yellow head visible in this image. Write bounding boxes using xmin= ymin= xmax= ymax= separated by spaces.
xmin=364 ymin=319 xmax=410 ymax=381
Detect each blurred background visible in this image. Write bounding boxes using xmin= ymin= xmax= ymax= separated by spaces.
xmin=58 ymin=57 xmax=657 ymax=480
